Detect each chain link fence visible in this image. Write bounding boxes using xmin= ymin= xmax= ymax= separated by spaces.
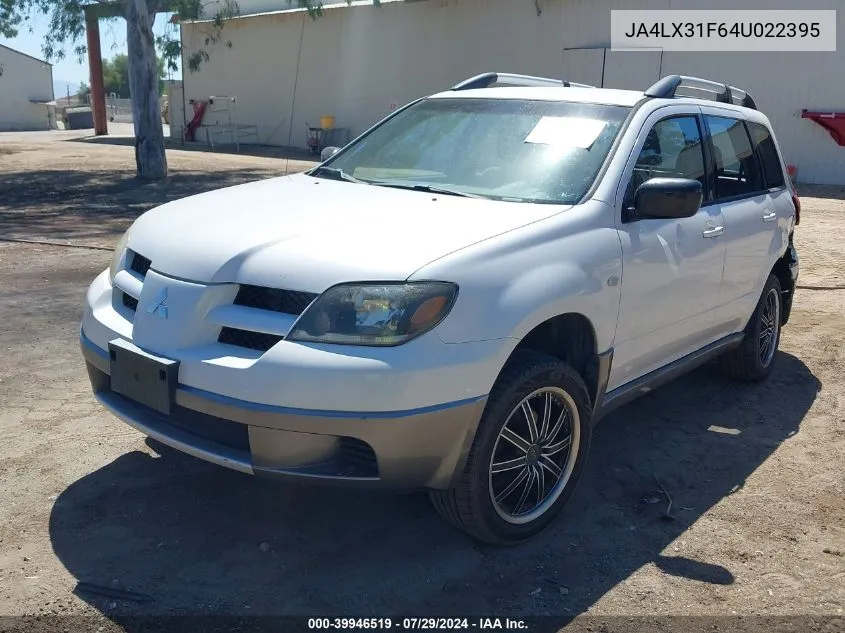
xmin=56 ymin=95 xmax=133 ymax=122
xmin=56 ymin=93 xmax=170 ymax=130
xmin=105 ymin=97 xmax=134 ymax=123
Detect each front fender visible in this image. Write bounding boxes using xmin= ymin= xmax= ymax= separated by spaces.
xmin=436 ymin=258 xmax=619 ymax=348
xmin=416 ymin=204 xmax=623 ymax=352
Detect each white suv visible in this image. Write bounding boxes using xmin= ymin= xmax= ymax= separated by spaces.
xmin=81 ymin=73 xmax=800 ymax=544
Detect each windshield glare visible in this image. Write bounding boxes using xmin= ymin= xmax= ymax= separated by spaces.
xmin=322 ymin=98 xmax=631 ymax=204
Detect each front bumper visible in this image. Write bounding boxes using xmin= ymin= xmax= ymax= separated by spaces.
xmin=81 ymin=332 xmax=487 ymax=489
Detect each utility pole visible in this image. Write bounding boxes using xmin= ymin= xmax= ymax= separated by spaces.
xmin=85 ymin=7 xmax=108 ymax=135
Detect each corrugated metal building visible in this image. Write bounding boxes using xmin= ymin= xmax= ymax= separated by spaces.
xmin=178 ymin=0 xmax=845 ymax=184
xmin=0 ymin=44 xmax=55 ymax=131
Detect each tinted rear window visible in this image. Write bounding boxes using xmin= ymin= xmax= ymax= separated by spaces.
xmin=747 ymin=122 xmax=786 ymax=189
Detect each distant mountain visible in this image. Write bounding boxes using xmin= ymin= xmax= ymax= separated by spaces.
xmin=53 ymin=78 xmax=83 ymax=100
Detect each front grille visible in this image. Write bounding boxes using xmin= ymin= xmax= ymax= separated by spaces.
xmin=122 ymin=292 xmax=138 ymax=311
xmin=129 ymin=251 xmax=152 ymax=277
xmin=219 ymin=285 xmax=317 ymax=352
xmin=218 ymin=326 xmax=283 ymax=352
xmin=234 ymin=285 xmax=317 ymax=316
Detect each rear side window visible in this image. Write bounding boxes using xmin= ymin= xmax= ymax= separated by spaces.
xmin=705 ymin=115 xmax=763 ymax=200
xmin=747 ymin=122 xmax=786 ymax=189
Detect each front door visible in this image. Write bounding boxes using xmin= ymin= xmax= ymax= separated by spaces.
xmin=609 ymin=109 xmax=727 ymax=392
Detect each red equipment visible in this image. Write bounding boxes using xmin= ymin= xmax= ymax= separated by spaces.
xmin=801 ymin=110 xmax=845 ymax=146
xmin=185 ymin=100 xmax=208 ymax=142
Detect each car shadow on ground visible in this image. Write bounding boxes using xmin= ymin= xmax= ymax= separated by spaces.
xmin=794 ymin=183 xmax=845 ymax=201
xmin=0 ymin=167 xmax=288 ymax=244
xmin=49 ymin=353 xmax=819 ymax=623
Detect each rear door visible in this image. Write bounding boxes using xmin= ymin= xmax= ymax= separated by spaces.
xmin=700 ymin=110 xmax=784 ymax=333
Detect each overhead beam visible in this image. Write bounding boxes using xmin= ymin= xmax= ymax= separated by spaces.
xmin=83 ymin=2 xmax=125 ymax=19
xmin=83 ymin=1 xmax=179 ymax=19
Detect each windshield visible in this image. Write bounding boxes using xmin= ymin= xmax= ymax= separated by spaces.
xmin=320 ymin=98 xmax=631 ymax=204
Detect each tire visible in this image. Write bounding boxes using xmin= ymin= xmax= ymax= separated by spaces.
xmin=721 ymin=274 xmax=783 ymax=382
xmin=430 ymin=350 xmax=592 ymax=545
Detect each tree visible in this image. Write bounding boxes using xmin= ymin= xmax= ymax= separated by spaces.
xmin=0 ymin=0 xmax=193 ymax=179
xmin=102 ymin=53 xmax=165 ymax=98
xmin=77 ymin=80 xmax=91 ymax=99
xmin=0 ymin=0 xmax=340 ymax=180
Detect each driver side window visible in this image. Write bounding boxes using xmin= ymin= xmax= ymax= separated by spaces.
xmin=625 ymin=115 xmax=706 ymax=206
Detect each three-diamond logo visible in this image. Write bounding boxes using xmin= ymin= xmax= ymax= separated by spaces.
xmin=146 ymin=287 xmax=169 ymax=319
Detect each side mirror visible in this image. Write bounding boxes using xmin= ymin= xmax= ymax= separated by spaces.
xmin=320 ymin=146 xmax=340 ymax=162
xmin=634 ymin=178 xmax=703 ymax=220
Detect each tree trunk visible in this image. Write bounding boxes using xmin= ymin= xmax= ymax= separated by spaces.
xmin=125 ymin=0 xmax=167 ymax=179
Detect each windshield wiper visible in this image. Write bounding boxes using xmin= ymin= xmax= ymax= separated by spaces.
xmin=371 ymin=181 xmax=487 ymax=199
xmin=312 ymin=170 xmax=489 ymax=199
xmin=310 ymin=166 xmax=367 ymax=184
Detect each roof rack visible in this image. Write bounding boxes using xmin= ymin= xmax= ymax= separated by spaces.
xmin=451 ymin=72 xmax=595 ymax=91
xmin=645 ymin=75 xmax=757 ymax=110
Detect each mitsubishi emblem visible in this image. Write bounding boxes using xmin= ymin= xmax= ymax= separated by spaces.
xmin=146 ymin=287 xmax=169 ymax=319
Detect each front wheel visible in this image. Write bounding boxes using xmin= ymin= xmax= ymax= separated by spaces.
xmin=721 ymin=274 xmax=783 ymax=381
xmin=430 ymin=351 xmax=592 ymax=545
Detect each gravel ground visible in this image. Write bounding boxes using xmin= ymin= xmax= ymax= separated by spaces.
xmin=0 ymin=131 xmax=843 ymax=633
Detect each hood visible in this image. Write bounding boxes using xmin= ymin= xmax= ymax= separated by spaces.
xmin=127 ymin=173 xmax=568 ymax=290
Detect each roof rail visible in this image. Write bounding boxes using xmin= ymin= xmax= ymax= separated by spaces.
xmin=451 ymin=72 xmax=595 ymax=91
xmin=644 ymin=75 xmax=757 ymax=110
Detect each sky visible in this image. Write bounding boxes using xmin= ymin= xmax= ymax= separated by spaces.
xmin=0 ymin=10 xmax=181 ymax=93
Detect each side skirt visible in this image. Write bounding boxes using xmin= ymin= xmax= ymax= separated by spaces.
xmin=592 ymin=333 xmax=744 ymax=423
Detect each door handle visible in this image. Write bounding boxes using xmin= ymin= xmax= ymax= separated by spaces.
xmin=762 ymin=211 xmax=778 ymax=222
xmin=702 ymin=225 xmax=725 ymax=238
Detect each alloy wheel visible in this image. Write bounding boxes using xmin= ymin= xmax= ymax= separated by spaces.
xmin=759 ymin=287 xmax=781 ymax=367
xmin=488 ymin=387 xmax=580 ymax=525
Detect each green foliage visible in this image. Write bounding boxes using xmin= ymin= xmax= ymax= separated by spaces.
xmin=0 ymin=1 xmax=183 ymax=65
xmin=1 ymin=0 xmax=23 ymax=38
xmin=77 ymin=80 xmax=91 ymax=98
xmin=101 ymin=53 xmax=166 ymax=98
xmin=162 ymin=0 xmax=242 ymax=73
xmin=167 ymin=0 xmax=328 ymax=74
xmin=170 ymin=0 xmax=380 ymax=73
xmin=0 ymin=1 xmax=378 ymax=72
xmin=1 ymin=0 xmax=88 ymax=63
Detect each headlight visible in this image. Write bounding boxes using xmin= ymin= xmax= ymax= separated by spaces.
xmin=109 ymin=229 xmax=131 ymax=284
xmin=287 ymin=282 xmax=458 ymax=346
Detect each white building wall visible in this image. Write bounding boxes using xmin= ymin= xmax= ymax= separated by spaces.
xmin=181 ymin=12 xmax=303 ymax=145
xmin=182 ymin=0 xmax=845 ymax=184
xmin=0 ymin=46 xmax=54 ymax=131
xmin=166 ymin=80 xmax=186 ymax=140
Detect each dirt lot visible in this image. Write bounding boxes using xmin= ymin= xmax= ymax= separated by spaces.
xmin=0 ymin=131 xmax=843 ymax=632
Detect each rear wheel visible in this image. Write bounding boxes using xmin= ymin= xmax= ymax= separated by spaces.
xmin=721 ymin=274 xmax=782 ymax=381
xmin=430 ymin=351 xmax=592 ymax=545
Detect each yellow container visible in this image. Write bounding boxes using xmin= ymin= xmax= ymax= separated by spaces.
xmin=320 ymin=115 xmax=335 ymax=129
